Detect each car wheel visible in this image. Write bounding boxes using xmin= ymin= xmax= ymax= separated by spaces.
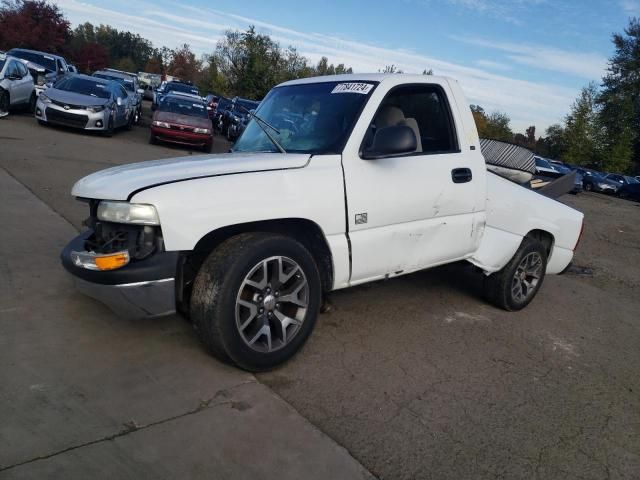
xmin=0 ymin=89 xmax=9 ymax=117
xmin=126 ymin=112 xmax=134 ymax=131
xmin=149 ymin=132 xmax=158 ymax=145
xmin=28 ymin=92 xmax=37 ymax=113
xmin=134 ymin=108 xmax=140 ymax=124
xmin=191 ymin=233 xmax=322 ymax=371
xmin=202 ymin=141 xmax=213 ymax=153
xmin=584 ymin=183 xmax=592 ymax=191
xmin=103 ymin=116 xmax=114 ymax=137
xmin=37 ymin=119 xmax=46 ymax=126
xmin=619 ymin=190 xmax=628 ymax=200
xmin=483 ymin=236 xmax=547 ymax=311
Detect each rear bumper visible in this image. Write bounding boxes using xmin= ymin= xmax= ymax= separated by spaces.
xmin=61 ymin=231 xmax=179 ymax=318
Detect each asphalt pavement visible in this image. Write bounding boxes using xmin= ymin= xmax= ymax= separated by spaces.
xmin=1 ymin=111 xmax=639 ymax=479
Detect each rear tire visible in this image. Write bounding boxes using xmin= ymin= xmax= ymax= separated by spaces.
xmin=584 ymin=183 xmax=592 ymax=192
xmin=149 ymin=132 xmax=158 ymax=145
xmin=0 ymin=89 xmax=9 ymax=117
xmin=190 ymin=233 xmax=322 ymax=371
xmin=29 ymin=92 xmax=37 ymax=113
xmin=483 ymin=236 xmax=547 ymax=311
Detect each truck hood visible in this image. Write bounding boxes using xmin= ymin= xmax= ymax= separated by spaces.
xmin=71 ymin=152 xmax=311 ymax=200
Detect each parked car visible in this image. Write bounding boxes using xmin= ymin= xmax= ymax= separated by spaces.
xmin=0 ymin=53 xmax=35 ymax=116
xmin=222 ymin=97 xmax=260 ymax=141
xmin=141 ymin=83 xmax=154 ymax=101
xmin=617 ymin=182 xmax=640 ymax=202
xmin=149 ymin=92 xmax=213 ymax=152
xmin=35 ymin=74 xmax=134 ymax=136
xmin=152 ymin=81 xmax=200 ymax=110
xmin=93 ymin=69 xmax=143 ymax=123
xmin=534 ymin=156 xmax=560 ymax=176
xmin=6 ymin=48 xmax=72 ymax=90
xmin=604 ymin=173 xmax=639 ymax=188
xmin=212 ymin=96 xmax=232 ymax=130
xmin=204 ymin=93 xmax=219 ymax=119
xmin=61 ymin=74 xmax=584 ymax=371
xmin=576 ymin=168 xmax=620 ymax=194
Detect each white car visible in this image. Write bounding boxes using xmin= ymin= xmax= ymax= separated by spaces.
xmin=61 ymin=74 xmax=584 ymax=370
xmin=0 ymin=53 xmax=35 ymax=117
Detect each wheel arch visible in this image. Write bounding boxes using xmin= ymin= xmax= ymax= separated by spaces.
xmin=177 ymin=218 xmax=335 ymax=312
xmin=525 ymin=229 xmax=555 ymax=258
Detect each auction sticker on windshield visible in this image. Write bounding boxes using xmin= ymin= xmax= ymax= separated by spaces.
xmin=331 ymin=83 xmax=374 ymax=94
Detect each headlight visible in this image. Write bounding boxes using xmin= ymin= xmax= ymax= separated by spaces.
xmin=39 ymin=93 xmax=52 ymax=103
xmin=97 ymin=201 xmax=160 ymax=225
xmin=194 ymin=127 xmax=211 ymax=134
xmin=87 ymin=105 xmax=105 ymax=113
xmin=152 ymin=120 xmax=171 ymax=128
xmin=598 ymin=183 xmax=609 ymax=188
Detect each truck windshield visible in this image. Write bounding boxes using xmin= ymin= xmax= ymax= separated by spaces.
xmin=233 ymin=81 xmax=377 ymax=154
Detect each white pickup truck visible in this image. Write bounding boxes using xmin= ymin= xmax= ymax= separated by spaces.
xmin=62 ymin=74 xmax=584 ymax=371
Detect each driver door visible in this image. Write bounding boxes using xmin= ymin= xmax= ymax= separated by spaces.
xmin=342 ymin=82 xmax=485 ymax=284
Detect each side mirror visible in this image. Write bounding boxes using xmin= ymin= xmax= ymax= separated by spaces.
xmin=116 ymin=97 xmax=123 ymax=106
xmin=362 ymin=125 xmax=417 ymax=159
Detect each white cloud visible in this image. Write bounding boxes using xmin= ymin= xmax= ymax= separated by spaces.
xmin=56 ymin=0 xmax=583 ymax=132
xmin=453 ymin=35 xmax=607 ymax=80
xmin=474 ymin=59 xmax=512 ymax=71
xmin=620 ymin=0 xmax=640 ymax=14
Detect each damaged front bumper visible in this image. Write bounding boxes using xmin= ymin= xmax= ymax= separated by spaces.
xmin=61 ymin=230 xmax=179 ymax=318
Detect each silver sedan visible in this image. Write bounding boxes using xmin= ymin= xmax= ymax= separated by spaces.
xmin=35 ymin=74 xmax=134 ymax=136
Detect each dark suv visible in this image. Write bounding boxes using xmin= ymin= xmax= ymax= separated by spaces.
xmin=152 ymin=81 xmax=200 ymax=110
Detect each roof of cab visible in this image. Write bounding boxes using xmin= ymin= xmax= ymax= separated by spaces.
xmin=278 ymin=73 xmax=454 ymax=88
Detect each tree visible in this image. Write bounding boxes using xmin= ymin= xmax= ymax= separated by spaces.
xmin=471 ymin=105 xmax=513 ymax=142
xmin=0 ymin=0 xmax=70 ymax=52
xmin=543 ymin=124 xmax=567 ymax=159
xmin=563 ymin=83 xmax=603 ymax=168
xmin=168 ymin=44 xmax=201 ymax=80
xmin=380 ymin=64 xmax=403 ymax=74
xmin=597 ymin=17 xmax=640 ymax=173
xmin=73 ymin=41 xmax=108 ymax=73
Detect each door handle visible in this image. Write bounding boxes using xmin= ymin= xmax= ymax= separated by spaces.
xmin=451 ymin=168 xmax=472 ymax=183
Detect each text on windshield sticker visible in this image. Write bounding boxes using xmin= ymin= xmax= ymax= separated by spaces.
xmin=331 ymin=83 xmax=374 ymax=95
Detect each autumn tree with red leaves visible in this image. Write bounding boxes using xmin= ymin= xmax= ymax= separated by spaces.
xmin=0 ymin=0 xmax=70 ymax=52
xmin=74 ymin=42 xmax=109 ymax=73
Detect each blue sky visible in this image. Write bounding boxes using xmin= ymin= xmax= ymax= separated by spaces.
xmin=55 ymin=0 xmax=639 ymax=132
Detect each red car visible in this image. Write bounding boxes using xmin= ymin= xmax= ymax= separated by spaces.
xmin=149 ymin=92 xmax=213 ymax=152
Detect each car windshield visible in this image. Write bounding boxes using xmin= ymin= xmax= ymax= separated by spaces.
xmin=216 ymin=98 xmax=231 ymax=110
xmin=159 ymin=97 xmax=208 ymax=118
xmin=625 ymin=176 xmax=639 ymax=184
xmin=233 ymin=81 xmax=376 ymax=154
xmin=166 ymin=83 xmax=199 ymax=96
xmin=54 ymin=77 xmax=111 ymax=99
xmin=94 ymin=73 xmax=135 ymax=92
xmin=9 ymin=50 xmax=56 ymax=72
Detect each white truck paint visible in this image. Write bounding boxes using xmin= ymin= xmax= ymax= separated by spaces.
xmin=65 ymin=74 xmax=584 ymax=370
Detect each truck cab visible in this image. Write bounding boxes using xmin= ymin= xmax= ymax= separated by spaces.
xmin=62 ymin=74 xmax=584 ymax=371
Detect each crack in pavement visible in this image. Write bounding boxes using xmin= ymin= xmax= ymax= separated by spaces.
xmin=0 ymin=380 xmax=256 ymax=473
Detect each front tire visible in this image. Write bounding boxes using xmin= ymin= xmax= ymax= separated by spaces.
xmin=0 ymin=89 xmax=9 ymax=117
xmin=191 ymin=233 xmax=322 ymax=371
xmin=29 ymin=92 xmax=37 ymax=113
xmin=103 ymin=116 xmax=114 ymax=137
xmin=483 ymin=237 xmax=547 ymax=311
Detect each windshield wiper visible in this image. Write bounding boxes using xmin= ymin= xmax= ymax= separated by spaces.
xmin=234 ymin=101 xmax=286 ymax=154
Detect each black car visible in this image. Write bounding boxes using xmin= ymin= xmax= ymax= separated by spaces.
xmin=152 ymin=81 xmax=200 ymax=110
xmin=618 ymin=183 xmax=640 ymax=202
xmin=575 ymin=168 xmax=620 ymax=194
xmin=212 ymin=97 xmax=232 ymax=131
xmin=221 ymin=97 xmax=260 ymax=141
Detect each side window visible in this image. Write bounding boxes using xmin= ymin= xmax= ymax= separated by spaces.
xmin=118 ymin=85 xmax=127 ymax=98
xmin=7 ymin=61 xmax=19 ymax=78
xmin=365 ymin=84 xmax=458 ymax=155
xmin=17 ymin=62 xmax=28 ymax=77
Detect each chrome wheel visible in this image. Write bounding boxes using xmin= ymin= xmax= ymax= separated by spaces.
xmin=511 ymin=252 xmax=543 ymax=303
xmin=235 ymin=256 xmax=309 ymax=353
